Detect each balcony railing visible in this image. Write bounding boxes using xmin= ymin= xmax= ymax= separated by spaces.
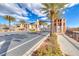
xmin=65 ymin=31 xmax=79 ymax=42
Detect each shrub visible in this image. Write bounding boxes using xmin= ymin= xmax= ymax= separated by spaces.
xmin=29 ymin=29 xmax=36 ymax=32
xmin=32 ymin=33 xmax=63 ymax=56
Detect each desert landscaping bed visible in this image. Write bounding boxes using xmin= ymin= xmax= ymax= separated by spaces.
xmin=32 ymin=33 xmax=63 ymax=56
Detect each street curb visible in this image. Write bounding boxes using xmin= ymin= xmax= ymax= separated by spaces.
xmin=23 ymin=34 xmax=49 ymax=56
xmin=57 ymin=34 xmax=65 ymax=56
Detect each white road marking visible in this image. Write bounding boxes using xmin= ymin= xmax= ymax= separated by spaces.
xmin=23 ymin=34 xmax=49 ymax=56
xmin=0 ymin=41 xmax=5 ymax=45
xmin=0 ymin=41 xmax=5 ymax=47
xmin=0 ymin=35 xmax=41 ymax=55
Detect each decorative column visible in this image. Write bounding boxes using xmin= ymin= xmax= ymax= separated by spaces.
xmin=26 ymin=23 xmax=29 ymax=31
xmin=36 ymin=20 xmax=40 ymax=32
xmin=61 ymin=19 xmax=63 ymax=33
xmin=56 ymin=20 xmax=58 ymax=33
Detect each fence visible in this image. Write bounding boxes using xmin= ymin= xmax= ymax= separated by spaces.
xmin=65 ymin=31 xmax=79 ymax=42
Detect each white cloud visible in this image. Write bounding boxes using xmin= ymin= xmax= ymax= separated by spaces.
xmin=9 ymin=14 xmax=29 ymax=20
xmin=64 ymin=3 xmax=79 ymax=8
xmin=0 ymin=4 xmax=22 ymax=15
xmin=26 ymin=3 xmax=45 ymax=16
xmin=41 ymin=16 xmax=48 ymax=19
xmin=0 ymin=13 xmax=6 ymax=16
xmin=0 ymin=3 xmax=48 ymax=22
xmin=62 ymin=11 xmax=65 ymax=14
xmin=58 ymin=3 xmax=79 ymax=15
xmin=68 ymin=3 xmax=78 ymax=7
xmin=0 ymin=3 xmax=30 ymax=20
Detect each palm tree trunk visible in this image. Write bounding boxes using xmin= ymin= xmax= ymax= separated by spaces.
xmin=50 ymin=11 xmax=55 ymax=36
xmin=9 ymin=20 xmax=11 ymax=29
xmin=50 ymin=20 xmax=52 ymax=36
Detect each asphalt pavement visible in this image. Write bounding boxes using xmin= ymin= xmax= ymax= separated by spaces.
xmin=0 ymin=31 xmax=49 ymax=56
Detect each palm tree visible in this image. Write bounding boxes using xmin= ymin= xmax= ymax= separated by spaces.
xmin=3 ymin=24 xmax=9 ymax=29
xmin=39 ymin=20 xmax=46 ymax=28
xmin=3 ymin=15 xmax=15 ymax=29
xmin=18 ymin=19 xmax=27 ymax=29
xmin=19 ymin=19 xmax=26 ymax=25
xmin=39 ymin=20 xmax=44 ymax=25
xmin=41 ymin=3 xmax=67 ymax=36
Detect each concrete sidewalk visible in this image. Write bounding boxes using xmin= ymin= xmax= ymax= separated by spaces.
xmin=57 ymin=34 xmax=79 ymax=56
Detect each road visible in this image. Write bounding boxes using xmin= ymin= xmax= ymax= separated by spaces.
xmin=0 ymin=31 xmax=49 ymax=56
xmin=58 ymin=34 xmax=79 ymax=56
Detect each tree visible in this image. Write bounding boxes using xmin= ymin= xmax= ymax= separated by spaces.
xmin=3 ymin=24 xmax=9 ymax=29
xmin=3 ymin=15 xmax=15 ymax=29
xmin=39 ymin=20 xmax=48 ymax=28
xmin=18 ymin=19 xmax=27 ymax=29
xmin=39 ymin=21 xmax=43 ymax=25
xmin=41 ymin=3 xmax=67 ymax=36
xmin=39 ymin=20 xmax=48 ymax=26
xmin=19 ymin=19 xmax=26 ymax=25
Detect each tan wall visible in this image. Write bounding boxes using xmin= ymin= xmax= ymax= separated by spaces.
xmin=54 ymin=19 xmax=66 ymax=33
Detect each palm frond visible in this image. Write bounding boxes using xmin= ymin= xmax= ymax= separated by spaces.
xmin=41 ymin=3 xmax=68 ymax=19
xmin=42 ymin=3 xmax=50 ymax=8
xmin=3 ymin=15 xmax=15 ymax=22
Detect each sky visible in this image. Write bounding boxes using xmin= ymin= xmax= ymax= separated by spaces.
xmin=0 ymin=3 xmax=79 ymax=28
xmin=64 ymin=3 xmax=79 ymax=28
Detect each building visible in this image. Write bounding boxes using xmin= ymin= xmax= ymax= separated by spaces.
xmin=14 ymin=23 xmax=29 ymax=31
xmin=68 ymin=27 xmax=79 ymax=31
xmin=28 ymin=20 xmax=40 ymax=32
xmin=54 ymin=18 xmax=66 ymax=33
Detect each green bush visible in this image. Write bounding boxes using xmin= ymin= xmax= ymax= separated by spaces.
xmin=29 ymin=29 xmax=36 ymax=32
